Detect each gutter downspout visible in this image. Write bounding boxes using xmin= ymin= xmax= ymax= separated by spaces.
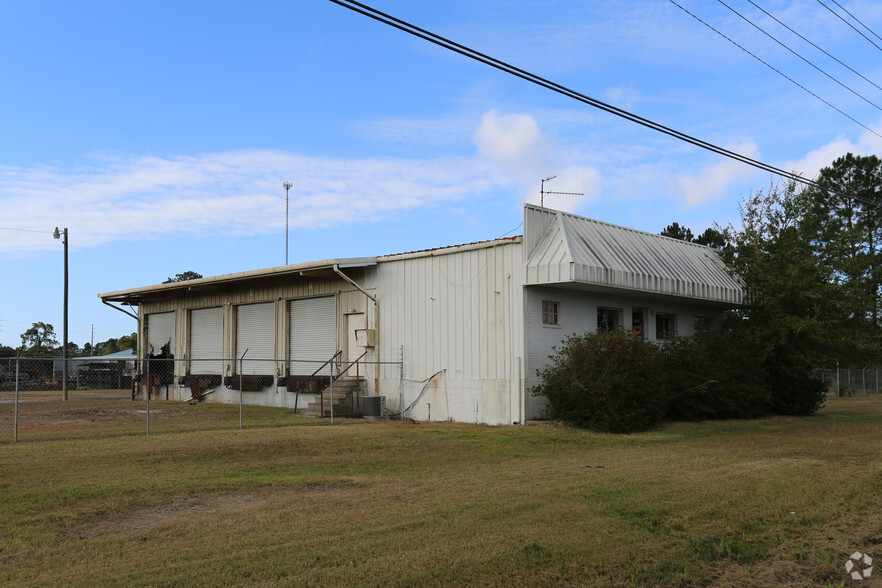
xmin=333 ymin=264 xmax=380 ymax=397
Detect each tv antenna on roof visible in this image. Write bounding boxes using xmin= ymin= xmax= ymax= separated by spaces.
xmin=540 ymin=175 xmax=583 ymax=208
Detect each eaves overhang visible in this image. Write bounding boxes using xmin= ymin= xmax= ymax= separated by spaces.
xmin=98 ymin=257 xmax=377 ymax=304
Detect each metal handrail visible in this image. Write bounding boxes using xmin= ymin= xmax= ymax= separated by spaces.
xmin=294 ymin=350 xmax=342 ymax=416
xmin=332 ymin=350 xmax=369 ymax=416
xmin=310 ymin=350 xmax=342 ymax=379
xmin=332 ymin=350 xmax=368 ymax=382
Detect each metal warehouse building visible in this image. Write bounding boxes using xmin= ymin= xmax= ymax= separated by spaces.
xmin=99 ymin=205 xmax=744 ymax=425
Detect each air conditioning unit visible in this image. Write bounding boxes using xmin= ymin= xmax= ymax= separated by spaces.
xmin=362 ymin=395 xmax=386 ymax=418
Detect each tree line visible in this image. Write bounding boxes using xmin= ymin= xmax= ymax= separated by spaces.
xmin=0 ymin=323 xmax=137 ymax=358
xmin=0 ymin=272 xmax=204 ymax=358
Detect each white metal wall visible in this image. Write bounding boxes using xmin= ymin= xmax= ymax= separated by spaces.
xmin=189 ymin=307 xmax=223 ymax=374
xmin=373 ymin=241 xmax=525 ymax=425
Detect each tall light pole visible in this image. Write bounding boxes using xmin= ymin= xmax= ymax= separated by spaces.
xmin=283 ymin=182 xmax=293 ymax=265
xmin=52 ymin=227 xmax=68 ymax=401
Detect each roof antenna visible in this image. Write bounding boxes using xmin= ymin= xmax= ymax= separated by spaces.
xmin=540 ymin=175 xmax=583 ymax=208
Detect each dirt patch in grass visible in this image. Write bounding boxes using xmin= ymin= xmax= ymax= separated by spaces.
xmin=75 ymin=492 xmax=267 ymax=539
xmin=74 ymin=478 xmax=372 ymax=540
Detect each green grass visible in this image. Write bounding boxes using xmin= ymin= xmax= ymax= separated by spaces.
xmin=2 ymin=397 xmax=882 ymax=586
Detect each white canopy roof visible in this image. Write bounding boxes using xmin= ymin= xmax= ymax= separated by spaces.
xmin=523 ymin=205 xmax=744 ymax=306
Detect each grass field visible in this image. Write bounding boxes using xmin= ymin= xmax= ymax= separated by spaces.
xmin=2 ymin=395 xmax=881 ymax=587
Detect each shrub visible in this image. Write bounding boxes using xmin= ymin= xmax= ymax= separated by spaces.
xmin=532 ymin=329 xmax=666 ymax=433
xmin=661 ymin=331 xmax=772 ymax=421
xmin=766 ymin=348 xmax=826 ymax=415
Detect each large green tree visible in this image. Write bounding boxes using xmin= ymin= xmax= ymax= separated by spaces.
xmin=163 ymin=271 xmax=203 ymax=284
xmin=661 ymin=223 xmax=728 ymax=249
xmin=661 ymin=222 xmax=694 ymax=242
xmin=807 ymin=153 xmax=882 ymax=332
xmin=19 ymin=322 xmax=59 ymax=356
xmin=723 ymin=180 xmax=830 ymax=415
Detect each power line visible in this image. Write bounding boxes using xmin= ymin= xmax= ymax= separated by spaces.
xmin=715 ymin=0 xmax=882 ymax=110
xmin=827 ymin=0 xmax=882 ymax=43
xmin=329 ymin=0 xmax=876 ymax=201
xmin=746 ymin=0 xmax=882 ymax=94
xmin=670 ymin=0 xmax=882 ymax=139
xmin=0 ymin=226 xmax=53 ymax=234
xmin=816 ymin=0 xmax=882 ymax=53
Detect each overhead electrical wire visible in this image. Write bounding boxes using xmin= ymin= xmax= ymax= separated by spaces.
xmin=816 ymin=0 xmax=882 ymax=53
xmin=827 ymin=0 xmax=882 ymax=43
xmin=328 ymin=0 xmax=879 ymax=207
xmin=746 ymin=0 xmax=882 ymax=94
xmin=670 ymin=0 xmax=882 ymax=139
xmin=716 ymin=0 xmax=882 ymax=111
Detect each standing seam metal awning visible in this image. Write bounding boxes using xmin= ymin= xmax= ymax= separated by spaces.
xmin=523 ymin=205 xmax=744 ymax=305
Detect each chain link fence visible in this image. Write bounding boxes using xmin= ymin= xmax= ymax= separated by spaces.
xmin=815 ymin=367 xmax=882 ymax=397
xmin=1 ymin=355 xmax=402 ymax=442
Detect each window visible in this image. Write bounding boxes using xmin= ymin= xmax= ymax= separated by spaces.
xmin=597 ymin=307 xmax=620 ymax=330
xmin=693 ymin=316 xmax=711 ymax=335
xmin=656 ymin=313 xmax=676 ymax=340
xmin=542 ymin=300 xmax=559 ymax=325
xmin=632 ymin=309 xmax=645 ymax=338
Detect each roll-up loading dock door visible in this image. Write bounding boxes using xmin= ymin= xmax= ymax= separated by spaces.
xmin=190 ymin=307 xmax=223 ymax=374
xmin=289 ymin=296 xmax=336 ymax=375
xmin=146 ymin=312 xmax=175 ymax=357
xmin=236 ymin=302 xmax=275 ymax=375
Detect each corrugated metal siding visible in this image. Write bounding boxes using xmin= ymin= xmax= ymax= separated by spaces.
xmin=138 ymin=274 xmax=354 ymax=315
xmin=523 ymin=205 xmax=743 ymax=305
xmin=137 ymin=273 xmax=362 ymax=364
xmin=376 ymin=240 xmax=524 ymax=424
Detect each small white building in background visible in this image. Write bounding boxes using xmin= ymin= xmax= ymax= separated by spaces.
xmin=99 ymin=205 xmax=744 ymax=425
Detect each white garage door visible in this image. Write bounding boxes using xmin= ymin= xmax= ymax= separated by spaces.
xmin=236 ymin=302 xmax=275 ymax=375
xmin=190 ymin=307 xmax=223 ymax=374
xmin=289 ymin=296 xmax=336 ymax=375
xmin=146 ymin=312 xmax=175 ymax=357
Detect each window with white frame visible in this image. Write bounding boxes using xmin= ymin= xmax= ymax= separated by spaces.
xmin=542 ymin=300 xmax=559 ymax=325
xmin=693 ymin=316 xmax=711 ymax=335
xmin=597 ymin=307 xmax=621 ymax=330
xmin=656 ymin=313 xmax=677 ymax=340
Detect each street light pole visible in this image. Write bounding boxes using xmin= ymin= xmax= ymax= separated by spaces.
xmin=53 ymin=227 xmax=68 ymax=401
xmin=283 ymin=182 xmax=292 ymax=265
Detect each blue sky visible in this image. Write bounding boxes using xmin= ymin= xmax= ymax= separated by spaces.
xmin=2 ymin=0 xmax=882 ymax=349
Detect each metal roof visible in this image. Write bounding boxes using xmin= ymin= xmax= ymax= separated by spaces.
xmin=98 ymin=257 xmax=377 ymax=303
xmin=523 ymin=205 xmax=744 ymax=305
xmin=377 ymin=236 xmax=521 ymax=261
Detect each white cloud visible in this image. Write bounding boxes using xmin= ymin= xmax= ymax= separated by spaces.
xmin=676 ymin=140 xmax=762 ymax=208
xmin=781 ymin=123 xmax=882 ymax=179
xmin=472 ymin=110 xmax=601 ymax=211
xmin=0 ymin=150 xmax=502 ymax=257
xmin=602 ymin=84 xmax=641 ymax=110
xmin=474 ymin=110 xmax=546 ymax=164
